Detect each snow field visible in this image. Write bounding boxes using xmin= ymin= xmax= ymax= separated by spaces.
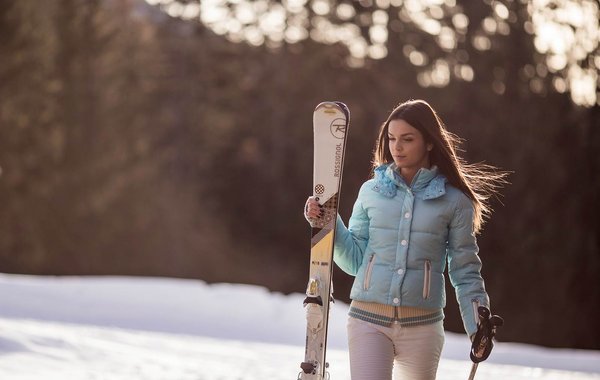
xmin=0 ymin=274 xmax=598 ymax=379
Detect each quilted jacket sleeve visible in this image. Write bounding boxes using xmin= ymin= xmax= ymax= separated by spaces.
xmin=333 ymin=183 xmax=370 ymax=276
xmin=447 ymin=194 xmax=490 ymax=338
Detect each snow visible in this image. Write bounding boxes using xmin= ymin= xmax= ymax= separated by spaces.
xmin=0 ymin=274 xmax=598 ymax=379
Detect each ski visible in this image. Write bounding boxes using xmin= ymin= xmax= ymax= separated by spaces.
xmin=298 ymin=101 xmax=350 ymax=380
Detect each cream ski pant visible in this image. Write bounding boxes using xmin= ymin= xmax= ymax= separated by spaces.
xmin=347 ymin=317 xmax=445 ymax=380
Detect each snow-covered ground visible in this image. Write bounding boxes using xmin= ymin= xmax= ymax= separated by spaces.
xmin=0 ymin=274 xmax=598 ymax=379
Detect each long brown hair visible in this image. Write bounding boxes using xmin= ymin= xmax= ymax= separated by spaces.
xmin=373 ymin=99 xmax=508 ymax=233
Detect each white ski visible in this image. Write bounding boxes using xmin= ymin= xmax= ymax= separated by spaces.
xmin=299 ymin=101 xmax=350 ymax=380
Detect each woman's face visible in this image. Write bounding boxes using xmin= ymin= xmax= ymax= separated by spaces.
xmin=387 ymin=119 xmax=432 ymax=171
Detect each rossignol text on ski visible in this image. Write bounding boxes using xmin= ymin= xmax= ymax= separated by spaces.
xmin=298 ymin=101 xmax=350 ymax=380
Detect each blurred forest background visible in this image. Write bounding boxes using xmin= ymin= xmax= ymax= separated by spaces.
xmin=1 ymin=0 xmax=598 ymax=349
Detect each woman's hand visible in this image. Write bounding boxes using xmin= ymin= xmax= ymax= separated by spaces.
xmin=304 ymin=196 xmax=324 ymax=225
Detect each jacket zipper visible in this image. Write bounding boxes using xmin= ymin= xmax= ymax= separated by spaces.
xmin=363 ymin=254 xmax=376 ymax=290
xmin=423 ymin=259 xmax=431 ymax=299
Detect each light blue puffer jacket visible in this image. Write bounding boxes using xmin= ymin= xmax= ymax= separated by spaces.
xmin=334 ymin=163 xmax=489 ymax=337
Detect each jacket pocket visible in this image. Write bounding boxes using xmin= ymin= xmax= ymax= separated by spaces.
xmin=423 ymin=259 xmax=431 ymax=299
xmin=363 ymin=253 xmax=376 ymax=291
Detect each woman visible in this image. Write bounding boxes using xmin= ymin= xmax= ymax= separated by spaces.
xmin=304 ymin=99 xmax=506 ymax=380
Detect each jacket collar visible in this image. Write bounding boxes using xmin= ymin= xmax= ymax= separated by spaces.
xmin=372 ymin=163 xmax=447 ymax=199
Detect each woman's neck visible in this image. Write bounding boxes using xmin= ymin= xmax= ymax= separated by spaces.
xmin=400 ymin=168 xmax=419 ymax=187
xmin=400 ymin=162 xmax=431 ymax=187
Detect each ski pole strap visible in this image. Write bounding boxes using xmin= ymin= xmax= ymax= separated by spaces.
xmin=470 ymin=306 xmax=504 ymax=363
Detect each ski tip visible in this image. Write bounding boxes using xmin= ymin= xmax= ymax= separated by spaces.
xmin=314 ymin=101 xmax=347 ymax=113
xmin=314 ymin=102 xmax=350 ymax=122
xmin=334 ymin=101 xmax=349 ymax=115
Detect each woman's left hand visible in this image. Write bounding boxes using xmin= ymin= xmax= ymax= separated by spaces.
xmin=304 ymin=196 xmax=324 ymax=224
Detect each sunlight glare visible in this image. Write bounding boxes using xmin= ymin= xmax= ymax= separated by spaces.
xmin=438 ymin=27 xmax=456 ymax=50
xmin=336 ymin=4 xmax=356 ymax=20
xmin=552 ymin=76 xmax=568 ymax=93
xmin=284 ymin=0 xmax=308 ymax=14
xmin=226 ymin=18 xmax=243 ymax=34
xmin=200 ymin=1 xmax=228 ymax=25
xmin=253 ymin=0 xmax=269 ymax=14
xmin=153 ymin=0 xmax=599 ymax=107
xmin=312 ymin=0 xmax=330 ymax=16
xmin=368 ymin=44 xmax=388 ymax=59
xmin=421 ymin=0 xmax=445 ymax=5
xmin=244 ymin=26 xmax=265 ymax=46
xmin=558 ymin=1 xmax=585 ymax=28
xmin=373 ymin=10 xmax=389 ymax=25
xmin=376 ymin=0 xmax=391 ymax=8
xmin=422 ymin=19 xmax=442 ymax=35
xmin=350 ymin=40 xmax=368 ymax=59
xmin=493 ymin=2 xmax=510 ymax=20
xmin=181 ymin=3 xmax=201 ymax=20
xmin=370 ymin=25 xmax=388 ymax=44
xmin=457 ymin=64 xmax=474 ymax=81
xmin=409 ymin=50 xmax=427 ymax=66
xmin=483 ymin=17 xmax=497 ymax=34
xmin=473 ymin=35 xmax=492 ymax=51
xmin=165 ymin=2 xmax=185 ymax=18
xmin=235 ymin=2 xmax=256 ymax=24
xmin=285 ymin=26 xmax=308 ymax=43
xmin=405 ymin=0 xmax=425 ymax=13
xmin=529 ymin=0 xmax=599 ymax=106
xmin=258 ymin=4 xmax=286 ymax=37
xmin=429 ymin=5 xmax=444 ymax=20
xmin=417 ymin=72 xmax=432 ymax=87
xmin=452 ymin=13 xmax=469 ymax=31
xmin=569 ymin=66 xmax=597 ymax=106
xmin=497 ymin=20 xmax=510 ymax=35
xmin=430 ymin=59 xmax=450 ymax=87
xmin=547 ymin=54 xmax=567 ymax=72
xmin=534 ymin=22 xmax=573 ymax=55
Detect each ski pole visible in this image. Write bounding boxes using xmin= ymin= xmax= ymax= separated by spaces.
xmin=467 ymin=363 xmax=478 ymax=380
xmin=467 ymin=306 xmax=504 ymax=380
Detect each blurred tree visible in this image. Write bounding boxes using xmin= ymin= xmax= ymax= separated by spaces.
xmin=0 ymin=1 xmax=60 ymax=271
xmin=0 ymin=0 xmax=598 ymax=349
xmin=156 ymin=0 xmax=599 ymax=107
xmin=148 ymin=0 xmax=600 ymax=348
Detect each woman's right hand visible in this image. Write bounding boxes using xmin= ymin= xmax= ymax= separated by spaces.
xmin=304 ymin=196 xmax=324 ymax=225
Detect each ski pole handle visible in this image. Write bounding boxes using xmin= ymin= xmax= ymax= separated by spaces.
xmin=470 ymin=306 xmax=504 ymax=363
